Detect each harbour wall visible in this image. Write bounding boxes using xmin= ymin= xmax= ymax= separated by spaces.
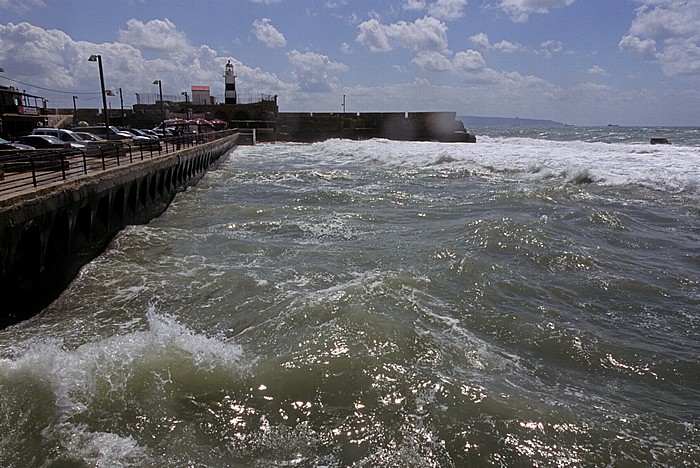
xmin=275 ymin=111 xmax=476 ymax=143
xmin=0 ymin=133 xmax=248 ymax=328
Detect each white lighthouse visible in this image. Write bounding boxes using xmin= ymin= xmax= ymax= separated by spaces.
xmin=225 ymin=60 xmax=237 ymax=105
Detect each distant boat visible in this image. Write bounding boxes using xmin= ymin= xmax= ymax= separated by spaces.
xmin=607 ymin=124 xmax=620 ymax=127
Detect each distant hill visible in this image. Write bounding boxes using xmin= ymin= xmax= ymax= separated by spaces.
xmin=459 ymin=116 xmax=567 ymax=127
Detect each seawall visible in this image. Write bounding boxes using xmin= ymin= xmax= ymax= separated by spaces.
xmin=275 ymin=111 xmax=476 ymax=143
xmin=0 ymin=133 xmax=246 ymax=328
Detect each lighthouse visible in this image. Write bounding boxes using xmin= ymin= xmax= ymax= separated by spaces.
xmin=225 ymin=60 xmax=237 ymax=105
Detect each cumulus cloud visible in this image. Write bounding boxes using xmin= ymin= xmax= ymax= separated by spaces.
xmin=619 ymin=0 xmax=700 ymax=77
xmin=469 ymin=32 xmax=524 ymax=53
xmin=287 ymin=49 xmax=348 ymax=92
xmin=499 ymin=0 xmax=575 ymax=22
xmin=453 ymin=49 xmax=488 ymax=72
xmin=357 ymin=16 xmax=450 ymax=53
xmin=252 ymin=18 xmax=286 ymax=48
xmin=118 ymin=18 xmax=194 ymax=55
xmin=403 ymin=0 xmax=468 ymax=20
xmin=411 ymin=51 xmax=454 ymax=71
xmin=469 ymin=32 xmax=491 ymax=49
xmin=0 ymin=21 xmax=288 ymax=107
xmin=428 ymin=0 xmax=469 ymax=20
xmin=619 ymin=34 xmax=657 ymax=57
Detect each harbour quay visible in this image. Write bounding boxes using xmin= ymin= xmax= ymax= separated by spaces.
xmin=0 ymin=131 xmax=250 ymax=329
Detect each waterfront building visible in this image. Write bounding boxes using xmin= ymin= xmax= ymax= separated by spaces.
xmin=0 ymin=85 xmax=48 ymax=140
xmin=191 ymin=86 xmax=213 ymax=106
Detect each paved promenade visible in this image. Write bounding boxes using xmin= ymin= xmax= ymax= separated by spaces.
xmin=0 ymin=132 xmax=235 ymax=205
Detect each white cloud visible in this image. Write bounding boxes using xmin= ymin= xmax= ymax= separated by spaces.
xmin=340 ymin=42 xmax=352 ymax=53
xmin=252 ymin=18 xmax=286 ymax=48
xmin=493 ymin=40 xmax=522 ymax=53
xmin=587 ymin=65 xmax=608 ymax=75
xmin=428 ymin=0 xmax=468 ymax=20
xmin=469 ymin=32 xmax=523 ymax=52
xmin=356 ymin=19 xmax=392 ymax=51
xmin=411 ymin=51 xmax=454 ymax=71
xmin=619 ymin=0 xmax=700 ymax=77
xmin=118 ymin=18 xmax=194 ymax=55
xmin=499 ymin=0 xmax=575 ymax=22
xmin=453 ymin=49 xmax=487 ymax=72
xmin=469 ymin=32 xmax=491 ymax=49
xmin=619 ymin=35 xmax=657 ymax=57
xmin=287 ymin=49 xmax=348 ymax=92
xmin=357 ymin=16 xmax=450 ymax=53
xmin=539 ymin=39 xmax=564 ymax=57
xmin=0 ymin=21 xmax=288 ymax=107
xmin=403 ymin=0 xmax=468 ymax=20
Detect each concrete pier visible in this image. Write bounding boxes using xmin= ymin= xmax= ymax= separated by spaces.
xmin=0 ymin=133 xmax=247 ymax=328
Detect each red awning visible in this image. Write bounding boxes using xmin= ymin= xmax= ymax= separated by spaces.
xmin=186 ymin=119 xmax=212 ymax=126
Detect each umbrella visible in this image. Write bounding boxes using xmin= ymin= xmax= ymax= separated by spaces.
xmin=186 ymin=119 xmax=212 ymax=126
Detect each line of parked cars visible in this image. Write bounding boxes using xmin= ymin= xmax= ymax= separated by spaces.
xmin=1 ymin=125 xmax=163 ymax=152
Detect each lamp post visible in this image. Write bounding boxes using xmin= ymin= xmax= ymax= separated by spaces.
xmin=72 ymin=96 xmax=78 ymax=126
xmin=181 ymin=91 xmax=189 ymax=119
xmin=153 ymin=79 xmax=165 ymax=124
xmin=88 ymin=54 xmax=110 ymax=139
xmin=118 ymin=88 xmax=124 ymax=124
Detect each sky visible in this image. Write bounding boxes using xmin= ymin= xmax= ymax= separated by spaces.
xmin=1 ymin=0 xmax=699 ymax=126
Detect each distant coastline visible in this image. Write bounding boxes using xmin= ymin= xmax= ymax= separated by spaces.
xmin=459 ymin=115 xmax=566 ymax=127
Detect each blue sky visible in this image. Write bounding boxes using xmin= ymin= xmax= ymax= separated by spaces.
xmin=1 ymin=0 xmax=699 ymax=126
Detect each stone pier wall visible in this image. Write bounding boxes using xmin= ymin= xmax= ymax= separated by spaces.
xmin=0 ymin=133 xmax=243 ymax=328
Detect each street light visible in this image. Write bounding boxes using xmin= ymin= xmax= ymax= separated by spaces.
xmin=181 ymin=91 xmax=189 ymax=119
xmin=88 ymin=54 xmax=110 ymax=139
xmin=118 ymin=87 xmax=124 ymax=123
xmin=72 ymin=96 xmax=78 ymax=126
xmin=153 ymin=79 xmax=165 ymax=124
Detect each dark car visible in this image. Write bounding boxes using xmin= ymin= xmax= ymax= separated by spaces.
xmin=16 ymin=135 xmax=74 ymax=149
xmin=0 ymin=137 xmax=34 ymax=150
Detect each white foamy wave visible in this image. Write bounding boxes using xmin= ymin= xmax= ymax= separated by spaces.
xmin=265 ymin=137 xmax=700 ymax=195
xmin=0 ymin=309 xmax=244 ymax=465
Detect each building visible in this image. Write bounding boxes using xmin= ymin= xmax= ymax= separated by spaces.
xmin=0 ymin=85 xmax=48 ymax=139
xmin=191 ymin=86 xmax=212 ymax=106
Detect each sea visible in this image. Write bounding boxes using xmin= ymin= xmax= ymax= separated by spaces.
xmin=0 ymin=127 xmax=698 ymax=467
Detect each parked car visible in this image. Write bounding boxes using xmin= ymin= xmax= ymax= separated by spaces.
xmin=119 ymin=128 xmax=155 ymax=142
xmin=0 ymin=137 xmax=34 ymax=150
xmin=73 ymin=132 xmax=103 ymax=142
xmin=16 ymin=134 xmax=82 ymax=150
xmin=139 ymin=129 xmax=161 ymax=139
xmin=79 ymin=125 xmax=135 ymax=141
xmin=31 ymin=127 xmax=89 ymax=147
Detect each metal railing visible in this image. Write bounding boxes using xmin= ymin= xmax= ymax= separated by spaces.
xmin=0 ymin=130 xmax=237 ymax=198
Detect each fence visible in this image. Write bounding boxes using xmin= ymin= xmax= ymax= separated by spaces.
xmin=0 ymin=130 xmax=237 ymax=198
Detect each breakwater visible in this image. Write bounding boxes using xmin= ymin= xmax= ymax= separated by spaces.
xmin=276 ymin=111 xmax=476 ymax=142
xmin=0 ymin=133 xmax=246 ymax=328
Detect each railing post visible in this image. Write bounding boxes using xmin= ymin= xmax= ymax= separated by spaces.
xmin=30 ymin=157 xmax=37 ymax=187
xmin=82 ymin=150 xmax=88 ymax=175
xmin=60 ymin=153 xmax=67 ymax=180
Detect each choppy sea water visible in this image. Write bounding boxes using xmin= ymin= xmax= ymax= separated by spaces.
xmin=1 ymin=128 xmax=699 ymax=467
